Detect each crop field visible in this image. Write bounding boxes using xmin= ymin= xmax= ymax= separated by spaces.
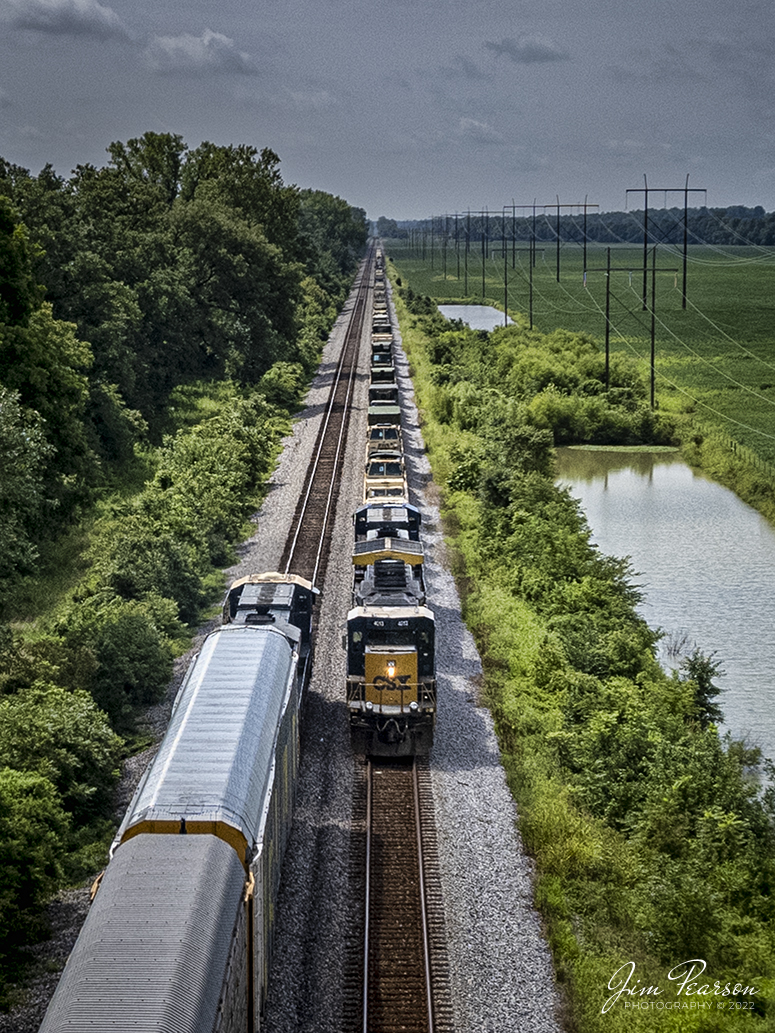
xmin=387 ymin=239 xmax=775 ymax=466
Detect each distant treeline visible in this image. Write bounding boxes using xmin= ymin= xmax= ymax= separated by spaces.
xmin=377 ymin=206 xmax=775 ymax=246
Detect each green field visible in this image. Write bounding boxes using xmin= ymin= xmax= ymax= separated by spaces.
xmin=386 ymin=239 xmax=775 ymax=467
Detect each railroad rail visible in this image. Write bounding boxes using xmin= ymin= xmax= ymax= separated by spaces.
xmin=278 ymin=251 xmax=372 ymax=586
xmin=345 ymin=758 xmax=455 ymax=1033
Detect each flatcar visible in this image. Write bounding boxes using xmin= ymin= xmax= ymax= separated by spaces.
xmin=363 ymin=449 xmax=407 ymax=502
xmin=366 ymin=423 xmax=402 ymax=456
xmin=39 ymin=572 xmax=318 ymax=1033
xmin=368 ymin=403 xmax=401 ymax=427
xmin=370 ymin=364 xmax=396 ymax=385
xmin=368 ymin=383 xmax=399 ymax=407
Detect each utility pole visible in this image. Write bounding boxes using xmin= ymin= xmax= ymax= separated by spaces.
xmin=502 ymin=206 xmax=508 ymax=323
xmin=442 ymin=214 xmax=448 ymax=280
xmin=542 ymin=198 xmax=598 ymax=281
xmin=465 ymin=210 xmax=470 ymax=295
xmin=586 ymin=246 xmax=678 ymax=406
xmin=605 ymin=247 xmax=611 ymax=389
xmin=455 ymin=213 xmax=460 ymax=280
xmin=626 ymin=174 xmax=705 ymax=310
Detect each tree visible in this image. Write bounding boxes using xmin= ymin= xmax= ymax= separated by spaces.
xmin=181 ymin=142 xmax=300 ymax=255
xmin=0 ymin=387 xmax=53 ymax=595
xmin=0 ymin=195 xmax=41 ymax=326
xmin=0 ymin=767 xmax=69 ymax=949
xmin=0 ymin=685 xmax=122 ymax=823
xmin=681 ymin=649 xmax=724 ymax=729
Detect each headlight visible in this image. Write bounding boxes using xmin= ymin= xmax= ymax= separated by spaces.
xmin=409 ymin=701 xmax=418 ymax=711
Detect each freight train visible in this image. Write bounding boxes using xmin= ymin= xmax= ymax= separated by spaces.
xmin=38 ymin=573 xmax=317 ymax=1033
xmin=345 ymin=248 xmax=437 ymax=756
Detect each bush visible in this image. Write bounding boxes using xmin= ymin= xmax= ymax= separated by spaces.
xmin=57 ymin=595 xmax=174 ymax=728
xmin=0 ymin=684 xmax=122 ymax=823
xmin=0 ymin=767 xmax=69 ymax=949
xmin=259 ymin=360 xmax=306 ymax=410
xmin=98 ymin=517 xmax=202 ymax=624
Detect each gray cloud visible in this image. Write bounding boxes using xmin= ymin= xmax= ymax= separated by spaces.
xmin=5 ymin=0 xmax=129 ymax=39
xmin=440 ymin=54 xmax=490 ymax=81
xmin=145 ymin=29 xmax=258 ymax=75
xmin=485 ymin=35 xmax=570 ymax=64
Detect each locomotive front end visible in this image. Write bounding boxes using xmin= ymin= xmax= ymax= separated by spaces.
xmin=346 ymin=607 xmax=436 ymax=756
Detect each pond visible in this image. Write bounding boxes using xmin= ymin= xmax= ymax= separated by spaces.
xmin=555 ymin=446 xmax=775 ymax=764
xmin=437 ymin=304 xmax=513 ymax=332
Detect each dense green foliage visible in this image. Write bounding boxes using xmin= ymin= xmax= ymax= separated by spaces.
xmin=0 ymin=133 xmax=367 ymax=603
xmin=0 ymin=132 xmax=367 ymax=994
xmin=391 ymin=274 xmax=775 ymax=1032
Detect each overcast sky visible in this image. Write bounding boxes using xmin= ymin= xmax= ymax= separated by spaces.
xmin=0 ymin=0 xmax=773 ymax=219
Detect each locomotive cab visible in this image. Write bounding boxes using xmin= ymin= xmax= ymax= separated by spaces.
xmin=346 ymin=607 xmax=436 ymax=756
xmin=223 ymin=572 xmax=318 ymax=654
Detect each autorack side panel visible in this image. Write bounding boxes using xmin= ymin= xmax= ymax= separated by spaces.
xmin=38 ymin=835 xmax=246 ymax=1033
xmin=250 ymin=681 xmax=299 ymax=1022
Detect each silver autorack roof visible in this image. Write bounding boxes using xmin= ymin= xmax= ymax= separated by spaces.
xmin=115 ymin=624 xmax=295 ymax=858
xmin=39 ymin=835 xmax=245 ymax=1033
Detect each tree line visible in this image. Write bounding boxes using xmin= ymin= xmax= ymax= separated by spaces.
xmin=379 ymin=206 xmax=775 ymax=247
xmin=0 ymin=131 xmax=367 ymax=996
xmin=0 ymin=131 xmax=367 ymax=607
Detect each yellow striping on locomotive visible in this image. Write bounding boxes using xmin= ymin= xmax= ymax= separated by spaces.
xmin=364 ymin=647 xmax=418 ymax=707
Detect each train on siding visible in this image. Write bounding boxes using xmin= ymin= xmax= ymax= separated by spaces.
xmin=38 ymin=573 xmax=317 ymax=1033
xmin=345 ymin=248 xmax=437 ymax=756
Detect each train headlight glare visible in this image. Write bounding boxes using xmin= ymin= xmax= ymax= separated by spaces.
xmin=366 ymin=701 xmax=373 ymax=710
xmin=387 ymin=661 xmax=396 ymax=677
xmin=409 ymin=701 xmax=418 ymax=711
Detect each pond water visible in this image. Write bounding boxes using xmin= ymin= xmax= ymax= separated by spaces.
xmin=555 ymin=446 xmax=775 ymax=764
xmin=437 ymin=304 xmax=513 ymax=332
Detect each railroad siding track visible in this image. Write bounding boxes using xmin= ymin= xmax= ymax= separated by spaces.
xmin=345 ymin=759 xmax=455 ymax=1033
xmin=278 ymin=258 xmax=372 ymax=587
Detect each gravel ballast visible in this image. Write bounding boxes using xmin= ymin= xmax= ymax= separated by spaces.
xmin=6 ymin=266 xmax=562 ymax=1033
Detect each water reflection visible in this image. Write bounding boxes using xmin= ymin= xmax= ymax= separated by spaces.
xmin=437 ymin=305 xmax=513 ymax=332
xmin=556 ymin=445 xmax=775 ymax=763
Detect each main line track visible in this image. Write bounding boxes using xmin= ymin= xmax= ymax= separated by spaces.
xmin=346 ymin=759 xmax=454 ymax=1033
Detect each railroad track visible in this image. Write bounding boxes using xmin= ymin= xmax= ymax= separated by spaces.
xmin=278 ymin=251 xmax=372 ymax=586
xmin=345 ymin=758 xmax=455 ymax=1033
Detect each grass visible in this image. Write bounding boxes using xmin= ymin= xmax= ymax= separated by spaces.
xmin=388 ymin=240 xmax=775 ymax=467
